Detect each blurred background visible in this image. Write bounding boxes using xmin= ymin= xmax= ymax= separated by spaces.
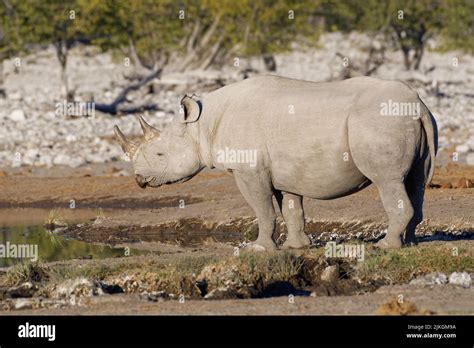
xmin=0 ymin=0 xmax=473 ymax=173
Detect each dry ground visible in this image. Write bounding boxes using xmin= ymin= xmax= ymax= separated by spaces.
xmin=0 ymin=163 xmax=473 ymax=315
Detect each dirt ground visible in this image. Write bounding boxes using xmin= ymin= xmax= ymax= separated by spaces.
xmin=2 ymin=282 xmax=472 ymax=315
xmin=0 ymin=163 xmax=473 ymax=315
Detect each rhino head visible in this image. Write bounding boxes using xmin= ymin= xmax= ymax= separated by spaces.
xmin=114 ymin=96 xmax=203 ymax=189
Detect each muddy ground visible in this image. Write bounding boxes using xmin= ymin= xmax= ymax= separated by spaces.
xmin=0 ymin=163 xmax=473 ymax=315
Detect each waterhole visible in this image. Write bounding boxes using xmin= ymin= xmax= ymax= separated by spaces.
xmin=0 ymin=225 xmax=146 ymax=267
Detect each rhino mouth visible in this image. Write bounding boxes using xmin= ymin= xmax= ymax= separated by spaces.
xmin=164 ymin=176 xmax=193 ymax=185
xmin=142 ymin=175 xmax=193 ymax=188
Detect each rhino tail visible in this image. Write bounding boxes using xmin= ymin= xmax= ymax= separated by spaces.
xmin=419 ymin=100 xmax=438 ymax=185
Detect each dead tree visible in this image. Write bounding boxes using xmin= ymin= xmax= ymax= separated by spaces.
xmin=94 ymin=67 xmax=162 ymax=115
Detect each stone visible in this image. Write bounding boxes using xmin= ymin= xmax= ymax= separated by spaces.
xmin=8 ymin=109 xmax=26 ymax=121
xmin=52 ymin=277 xmax=104 ymax=299
xmin=320 ymin=265 xmax=339 ymax=283
xmin=14 ymin=298 xmax=33 ymax=310
xmin=409 ymin=272 xmax=448 ymax=286
xmin=448 ymin=272 xmax=471 ymax=288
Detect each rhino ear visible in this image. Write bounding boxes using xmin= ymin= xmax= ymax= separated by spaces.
xmin=180 ymin=95 xmax=201 ymax=123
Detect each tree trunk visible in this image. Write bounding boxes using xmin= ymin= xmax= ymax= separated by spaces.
xmin=401 ymin=46 xmax=412 ymax=70
xmin=262 ymin=53 xmax=277 ymax=72
xmin=0 ymin=60 xmax=5 ymax=98
xmin=54 ymin=41 xmax=71 ymax=101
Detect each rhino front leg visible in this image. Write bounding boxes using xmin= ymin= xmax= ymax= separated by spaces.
xmin=276 ymin=192 xmax=311 ymax=249
xmin=234 ymin=171 xmax=277 ymax=251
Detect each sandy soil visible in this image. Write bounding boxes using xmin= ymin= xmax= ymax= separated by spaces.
xmin=4 ymin=283 xmax=472 ymax=315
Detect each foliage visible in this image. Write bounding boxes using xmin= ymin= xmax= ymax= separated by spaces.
xmin=0 ymin=0 xmax=472 ymax=72
xmin=320 ymin=0 xmax=474 ymax=70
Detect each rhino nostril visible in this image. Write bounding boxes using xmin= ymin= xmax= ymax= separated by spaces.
xmin=135 ymin=174 xmax=147 ymax=188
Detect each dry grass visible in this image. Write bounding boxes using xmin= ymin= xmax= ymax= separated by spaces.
xmin=1 ymin=242 xmax=472 ymax=299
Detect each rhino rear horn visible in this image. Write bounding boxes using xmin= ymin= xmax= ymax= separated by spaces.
xmin=136 ymin=115 xmax=160 ymax=140
xmin=114 ymin=125 xmax=138 ymax=157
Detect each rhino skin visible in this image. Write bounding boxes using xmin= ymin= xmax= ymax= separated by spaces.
xmin=114 ymin=75 xmax=438 ymax=251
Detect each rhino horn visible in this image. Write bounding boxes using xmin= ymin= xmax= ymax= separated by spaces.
xmin=136 ymin=115 xmax=160 ymax=140
xmin=114 ymin=125 xmax=138 ymax=157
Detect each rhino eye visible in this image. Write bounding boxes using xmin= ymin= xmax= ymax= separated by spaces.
xmin=157 ymin=152 xmax=164 ymax=156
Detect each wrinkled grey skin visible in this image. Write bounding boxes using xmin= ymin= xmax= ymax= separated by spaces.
xmin=115 ymin=75 xmax=438 ymax=251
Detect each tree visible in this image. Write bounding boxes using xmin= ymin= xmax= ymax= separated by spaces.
xmin=438 ymin=0 xmax=474 ymax=53
xmin=320 ymin=0 xmax=473 ymax=71
xmin=4 ymin=0 xmax=87 ymax=100
xmin=0 ymin=0 xmax=22 ymax=97
xmin=234 ymin=0 xmax=321 ymax=71
xmin=80 ymin=0 xmax=322 ymax=74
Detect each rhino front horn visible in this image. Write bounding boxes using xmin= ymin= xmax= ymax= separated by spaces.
xmin=137 ymin=115 xmax=160 ymax=140
xmin=114 ymin=125 xmax=138 ymax=157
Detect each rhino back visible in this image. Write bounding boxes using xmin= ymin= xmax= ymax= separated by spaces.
xmin=205 ymin=76 xmax=420 ymax=198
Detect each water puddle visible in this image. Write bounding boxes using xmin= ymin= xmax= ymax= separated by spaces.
xmin=0 ymin=225 xmax=146 ymax=267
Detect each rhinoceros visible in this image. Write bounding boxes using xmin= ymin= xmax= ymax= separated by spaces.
xmin=114 ymin=75 xmax=437 ymax=251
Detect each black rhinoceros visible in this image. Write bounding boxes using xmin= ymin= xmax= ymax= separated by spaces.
xmin=114 ymin=75 xmax=437 ymax=251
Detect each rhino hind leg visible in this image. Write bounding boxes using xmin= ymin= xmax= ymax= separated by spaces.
xmin=374 ymin=181 xmax=414 ymax=249
xmin=275 ymin=192 xmax=311 ymax=249
xmin=403 ymin=153 xmax=429 ymax=245
xmin=234 ymin=171 xmax=277 ymax=251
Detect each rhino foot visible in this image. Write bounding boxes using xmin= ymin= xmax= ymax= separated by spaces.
xmin=282 ymin=234 xmax=311 ymax=250
xmin=244 ymin=239 xmax=277 ymax=252
xmin=375 ymin=236 xmax=402 ymax=249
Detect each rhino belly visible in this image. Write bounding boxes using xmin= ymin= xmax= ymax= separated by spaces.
xmin=269 ymin=150 xmax=369 ymax=199
xmin=265 ymin=113 xmax=369 ymax=199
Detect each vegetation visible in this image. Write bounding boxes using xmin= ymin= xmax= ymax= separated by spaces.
xmin=0 ymin=0 xmax=472 ymax=97
xmin=320 ymin=0 xmax=474 ymax=70
xmin=2 ymin=243 xmax=471 ymax=296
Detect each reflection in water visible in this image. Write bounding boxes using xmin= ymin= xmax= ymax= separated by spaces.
xmin=0 ymin=225 xmax=144 ymax=267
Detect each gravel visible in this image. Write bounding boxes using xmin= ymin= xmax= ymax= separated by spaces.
xmin=1 ymin=33 xmax=473 ymax=169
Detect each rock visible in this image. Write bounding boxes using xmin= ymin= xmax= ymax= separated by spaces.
xmin=14 ymin=298 xmax=33 ymax=310
xmin=52 ymin=277 xmax=104 ymax=299
xmin=409 ymin=272 xmax=448 ymax=286
xmin=448 ymin=272 xmax=471 ymax=288
xmin=53 ymin=154 xmax=71 ymax=166
xmin=8 ymin=109 xmax=26 ymax=121
xmin=0 ymin=170 xmax=7 ymax=177
xmin=320 ymin=265 xmax=339 ymax=283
